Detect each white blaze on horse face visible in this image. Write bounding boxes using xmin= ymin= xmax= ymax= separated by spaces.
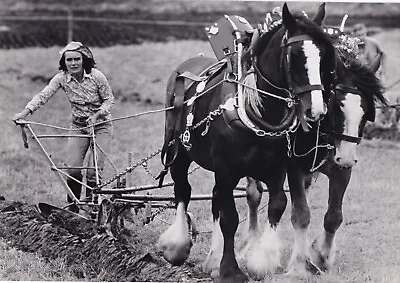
xmin=336 ymin=94 xmax=363 ymax=167
xmin=341 ymin=94 xmax=364 ymax=137
xmin=302 ymin=41 xmax=326 ymax=118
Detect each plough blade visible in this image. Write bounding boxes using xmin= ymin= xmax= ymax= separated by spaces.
xmin=36 ymin=202 xmax=92 ymax=221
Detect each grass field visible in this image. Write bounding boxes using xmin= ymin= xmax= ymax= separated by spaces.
xmin=0 ymin=29 xmax=400 ymax=281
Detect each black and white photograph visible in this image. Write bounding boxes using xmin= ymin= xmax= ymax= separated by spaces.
xmin=0 ymin=0 xmax=399 ymax=282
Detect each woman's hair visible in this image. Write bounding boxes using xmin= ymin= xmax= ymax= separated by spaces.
xmin=58 ymin=52 xmax=96 ymax=74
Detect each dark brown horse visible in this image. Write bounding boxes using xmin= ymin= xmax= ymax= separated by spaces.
xmin=157 ymin=3 xmax=336 ymax=282
xmin=239 ymin=38 xmax=387 ymax=280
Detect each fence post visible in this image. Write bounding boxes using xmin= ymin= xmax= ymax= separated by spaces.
xmin=128 ymin=152 xmax=133 ymax=192
xmin=67 ymin=7 xmax=73 ymax=43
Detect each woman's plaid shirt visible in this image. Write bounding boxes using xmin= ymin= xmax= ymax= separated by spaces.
xmin=25 ymin=68 xmax=115 ymax=122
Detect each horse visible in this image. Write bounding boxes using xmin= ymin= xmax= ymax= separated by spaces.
xmin=156 ymin=3 xmax=336 ymax=282
xmin=239 ymin=36 xmax=387 ymax=280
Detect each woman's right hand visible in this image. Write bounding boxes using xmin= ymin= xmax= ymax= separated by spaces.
xmin=12 ymin=109 xmax=31 ymax=124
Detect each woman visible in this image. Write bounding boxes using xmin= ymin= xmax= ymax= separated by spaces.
xmin=12 ymin=41 xmax=115 ymax=213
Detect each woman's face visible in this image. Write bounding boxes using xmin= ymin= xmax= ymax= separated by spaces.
xmin=64 ymin=51 xmax=83 ymax=75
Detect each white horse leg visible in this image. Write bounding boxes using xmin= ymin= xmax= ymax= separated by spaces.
xmin=241 ymin=222 xmax=282 ymax=280
xmin=239 ymin=177 xmax=284 ymax=280
xmin=203 ymin=217 xmax=223 ymax=278
xmin=157 ymin=202 xmax=192 ymax=266
xmin=287 ymin=200 xmax=322 ymax=278
xmin=238 ymin=177 xmax=262 ymax=255
xmin=238 ymin=178 xmax=261 ymax=275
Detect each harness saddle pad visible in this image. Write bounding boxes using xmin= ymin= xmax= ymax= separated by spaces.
xmin=205 ymin=15 xmax=253 ymax=61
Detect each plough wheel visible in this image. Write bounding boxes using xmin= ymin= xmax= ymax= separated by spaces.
xmin=97 ymin=199 xmax=125 ymax=237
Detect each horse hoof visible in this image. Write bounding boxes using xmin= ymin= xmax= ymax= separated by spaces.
xmin=305 ymin=258 xmax=323 ymax=275
xmin=218 ymin=273 xmax=248 ymax=283
xmin=157 ymin=236 xmax=191 ymax=266
xmin=286 ymin=258 xmax=322 ymax=278
xmin=309 ymin=238 xmax=335 ymax=273
xmin=202 ymin=258 xmax=220 ymax=278
xmin=158 ymin=244 xmax=191 ymax=266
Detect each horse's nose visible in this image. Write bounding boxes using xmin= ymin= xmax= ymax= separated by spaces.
xmin=305 ymin=109 xmax=325 ymax=122
xmin=334 ymin=156 xmax=358 ymax=168
xmin=305 ymin=101 xmax=327 ymax=122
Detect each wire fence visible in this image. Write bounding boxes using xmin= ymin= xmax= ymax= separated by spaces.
xmin=1 ymin=8 xmax=399 ymax=49
xmin=0 ymin=12 xmax=214 ymax=48
xmin=0 ymin=10 xmax=222 ymax=48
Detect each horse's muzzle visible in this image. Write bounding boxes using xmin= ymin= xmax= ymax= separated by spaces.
xmin=304 ymin=104 xmax=327 ymax=122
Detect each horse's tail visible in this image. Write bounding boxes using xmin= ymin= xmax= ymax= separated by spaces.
xmin=157 ymin=72 xmax=186 ymax=187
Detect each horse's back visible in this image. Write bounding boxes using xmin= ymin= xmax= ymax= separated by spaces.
xmin=166 ymin=56 xmax=217 ymax=105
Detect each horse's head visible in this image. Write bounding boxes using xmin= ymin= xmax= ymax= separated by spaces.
xmin=250 ymin=3 xmax=335 ymax=126
xmin=329 ymin=55 xmax=387 ymax=168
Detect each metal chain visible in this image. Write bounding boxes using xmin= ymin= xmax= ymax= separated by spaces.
xmin=141 ymin=161 xmax=159 ymax=180
xmin=141 ymin=159 xmax=200 ymax=180
xmin=189 ymin=106 xmax=224 ymax=132
xmin=147 ymin=201 xmax=175 ymax=223
xmin=286 ymin=132 xmax=292 ymax=157
xmin=98 ymin=147 xmax=162 ymax=189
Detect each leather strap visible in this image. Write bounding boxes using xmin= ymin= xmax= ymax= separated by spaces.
xmin=330 ymin=131 xmax=361 ymax=144
xmin=293 ymin=84 xmax=325 ymax=95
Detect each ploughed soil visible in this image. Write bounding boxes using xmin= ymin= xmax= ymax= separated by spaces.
xmin=0 ymin=197 xmax=212 ymax=282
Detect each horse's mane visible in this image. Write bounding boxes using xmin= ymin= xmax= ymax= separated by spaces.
xmin=338 ymin=52 xmax=387 ymax=106
xmin=294 ymin=15 xmax=334 ymax=50
xmin=251 ymin=24 xmax=282 ymax=59
xmin=250 ymin=14 xmax=334 ymax=60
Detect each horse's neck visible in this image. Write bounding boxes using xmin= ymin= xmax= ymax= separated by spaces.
xmin=256 ymin=32 xmax=287 ymax=90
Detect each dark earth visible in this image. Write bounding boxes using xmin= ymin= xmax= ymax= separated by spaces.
xmin=0 ymin=197 xmax=212 ymax=282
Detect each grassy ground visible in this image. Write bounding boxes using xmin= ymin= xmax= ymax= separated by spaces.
xmin=0 ymin=239 xmax=78 ymax=281
xmin=0 ymin=30 xmax=400 ymax=281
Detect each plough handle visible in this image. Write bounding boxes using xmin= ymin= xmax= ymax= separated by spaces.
xmin=14 ymin=119 xmax=29 ymax=149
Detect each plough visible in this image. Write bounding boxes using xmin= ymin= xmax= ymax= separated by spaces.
xmin=15 ymin=115 xmax=262 ymax=236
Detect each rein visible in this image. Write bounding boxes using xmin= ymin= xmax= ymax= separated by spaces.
xmin=292 ymin=120 xmax=335 ymax=172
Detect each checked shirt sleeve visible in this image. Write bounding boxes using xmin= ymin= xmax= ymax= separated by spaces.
xmin=93 ymin=70 xmax=115 ymax=116
xmin=25 ymin=73 xmax=62 ymax=113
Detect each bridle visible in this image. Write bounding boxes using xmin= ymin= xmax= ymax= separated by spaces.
xmin=251 ymin=33 xmax=325 ymax=100
xmin=248 ymin=32 xmax=329 ymax=133
xmin=329 ymin=84 xmax=363 ymax=144
xmin=282 ymin=34 xmax=325 ymax=96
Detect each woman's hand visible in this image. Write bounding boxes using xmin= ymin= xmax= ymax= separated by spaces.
xmin=12 ymin=109 xmax=31 ymax=124
xmin=86 ymin=112 xmax=102 ymax=125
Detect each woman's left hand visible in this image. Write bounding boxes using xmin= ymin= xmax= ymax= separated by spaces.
xmin=86 ymin=113 xmax=100 ymax=125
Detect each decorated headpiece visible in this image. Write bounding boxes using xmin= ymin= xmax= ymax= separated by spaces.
xmin=352 ymin=23 xmax=367 ymax=36
xmin=59 ymin=41 xmax=94 ymax=59
xmin=262 ymin=6 xmax=283 ymax=33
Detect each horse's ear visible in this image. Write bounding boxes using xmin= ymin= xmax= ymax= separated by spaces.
xmin=282 ymin=3 xmax=296 ymax=32
xmin=312 ymin=3 xmax=326 ymax=26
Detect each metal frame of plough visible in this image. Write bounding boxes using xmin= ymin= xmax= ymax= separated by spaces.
xmin=15 ymin=116 xmax=259 ymax=233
